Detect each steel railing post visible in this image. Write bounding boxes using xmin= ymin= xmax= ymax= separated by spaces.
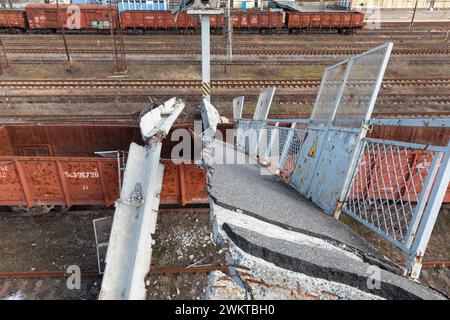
xmin=406 ymin=141 xmax=450 ymax=279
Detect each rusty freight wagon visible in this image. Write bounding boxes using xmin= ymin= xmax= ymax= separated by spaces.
xmin=0 ymin=124 xmax=208 ymax=210
xmin=286 ymin=11 xmax=364 ymax=33
xmin=25 ymin=3 xmax=117 ymax=32
xmin=0 ymin=10 xmax=28 ymax=32
xmin=120 ymin=10 xmax=176 ymax=32
xmin=120 ymin=10 xmax=224 ymax=33
xmin=232 ymin=10 xmax=284 ymax=32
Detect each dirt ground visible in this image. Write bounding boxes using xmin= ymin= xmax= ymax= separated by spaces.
xmin=0 ymin=207 xmax=225 ymax=300
xmin=148 ymin=208 xmax=226 ymax=300
xmin=2 ymin=60 xmax=449 ymax=80
xmin=0 ymin=209 xmax=106 ymax=300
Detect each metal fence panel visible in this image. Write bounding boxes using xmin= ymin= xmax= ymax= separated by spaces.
xmin=333 ymin=45 xmax=392 ymax=128
xmin=309 ymin=62 xmax=347 ymax=128
xmin=290 ymin=43 xmax=393 ymax=214
xmin=343 ymin=138 xmax=444 ymax=251
xmin=279 ymin=126 xmax=308 ymax=177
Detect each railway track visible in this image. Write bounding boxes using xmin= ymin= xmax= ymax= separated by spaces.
xmin=1 ymin=93 xmax=449 ymax=105
xmin=0 ymin=78 xmax=448 ymax=90
xmin=5 ymin=48 xmax=450 ymax=56
xmin=7 ymin=58 xmax=450 ymax=66
xmin=0 ymin=111 xmax=449 ymax=125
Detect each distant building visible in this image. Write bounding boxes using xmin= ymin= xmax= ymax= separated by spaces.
xmin=339 ymin=0 xmax=449 ymax=10
xmin=71 ymin=0 xmax=168 ymax=11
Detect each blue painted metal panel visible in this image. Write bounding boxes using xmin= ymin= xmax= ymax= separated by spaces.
xmin=290 ymin=129 xmax=328 ymax=195
xmin=306 ymin=130 xmax=361 ymax=214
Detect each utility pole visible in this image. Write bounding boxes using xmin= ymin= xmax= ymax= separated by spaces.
xmin=188 ymin=1 xmax=223 ymax=103
xmin=409 ymin=0 xmax=419 ymax=31
xmin=56 ymin=0 xmax=72 ymax=72
xmin=224 ymin=0 xmax=233 ymax=74
xmin=109 ymin=0 xmax=127 ymax=74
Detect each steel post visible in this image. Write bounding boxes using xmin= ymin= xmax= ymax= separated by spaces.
xmin=406 ymin=141 xmax=450 ymax=279
xmin=201 ymin=14 xmax=211 ymax=102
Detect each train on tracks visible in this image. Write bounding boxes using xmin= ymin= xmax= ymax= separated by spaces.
xmin=0 ymin=124 xmax=208 ymax=212
xmin=0 ymin=4 xmax=364 ymax=34
xmin=0 ymin=121 xmax=449 ymax=212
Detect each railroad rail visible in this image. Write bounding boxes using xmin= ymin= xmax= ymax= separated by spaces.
xmin=6 ymin=59 xmax=450 ymax=66
xmin=0 ymin=261 xmax=446 ymax=280
xmin=4 ymin=48 xmax=450 ymax=56
xmin=1 ymin=111 xmax=449 ymax=126
xmin=0 ymin=78 xmax=448 ymax=90
xmin=0 ymin=265 xmax=233 ymax=279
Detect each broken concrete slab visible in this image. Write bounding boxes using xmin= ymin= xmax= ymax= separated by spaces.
xmin=208 ymin=201 xmax=445 ymax=300
xmin=223 ymin=222 xmax=445 ymax=300
xmin=208 ymin=162 xmax=389 ymax=264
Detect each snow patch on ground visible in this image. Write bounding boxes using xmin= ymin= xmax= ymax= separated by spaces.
xmin=3 ymin=291 xmax=26 ymax=300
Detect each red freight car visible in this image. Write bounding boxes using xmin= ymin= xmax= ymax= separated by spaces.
xmin=286 ymin=11 xmax=364 ymax=33
xmin=0 ymin=157 xmax=207 ymax=209
xmin=25 ymin=3 xmax=117 ymax=32
xmin=120 ymin=11 xmax=225 ymax=33
xmin=232 ymin=10 xmax=284 ymax=32
xmin=0 ymin=10 xmax=28 ymax=32
xmin=121 ymin=10 xmax=176 ymax=32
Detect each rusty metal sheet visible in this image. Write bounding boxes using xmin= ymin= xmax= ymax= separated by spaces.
xmin=0 ymin=156 xmax=208 ymax=208
xmin=25 ymin=3 xmax=117 ymax=30
xmin=0 ymin=10 xmax=27 ymax=29
xmin=287 ymin=12 xmax=364 ymax=30
xmin=121 ymin=10 xmax=176 ymax=30
xmin=0 ymin=125 xmax=141 ymax=157
xmin=368 ymin=125 xmax=450 ymax=147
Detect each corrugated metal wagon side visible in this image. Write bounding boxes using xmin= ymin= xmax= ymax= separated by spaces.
xmin=0 ymin=156 xmax=119 ymax=208
xmin=0 ymin=157 xmax=208 ymax=209
xmin=0 ymin=10 xmax=28 ymax=31
xmin=25 ymin=3 xmax=117 ymax=31
xmin=174 ymin=12 xmax=199 ymax=33
xmin=120 ymin=10 xmax=176 ymax=33
xmin=286 ymin=11 xmax=364 ymax=33
xmin=232 ymin=11 xmax=284 ymax=32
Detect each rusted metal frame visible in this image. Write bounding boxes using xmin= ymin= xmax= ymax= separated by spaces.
xmin=406 ymin=141 xmax=450 ymax=279
xmin=13 ymin=159 xmax=34 ymax=207
xmin=179 ymin=163 xmax=187 ymax=206
xmin=0 ymin=265 xmax=232 ymax=280
xmin=55 ymin=159 xmax=73 ymax=208
xmin=97 ymin=160 xmax=110 ymax=207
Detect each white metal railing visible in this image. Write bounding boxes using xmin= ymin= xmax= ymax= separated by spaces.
xmin=235 ymin=117 xmax=450 ymax=279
